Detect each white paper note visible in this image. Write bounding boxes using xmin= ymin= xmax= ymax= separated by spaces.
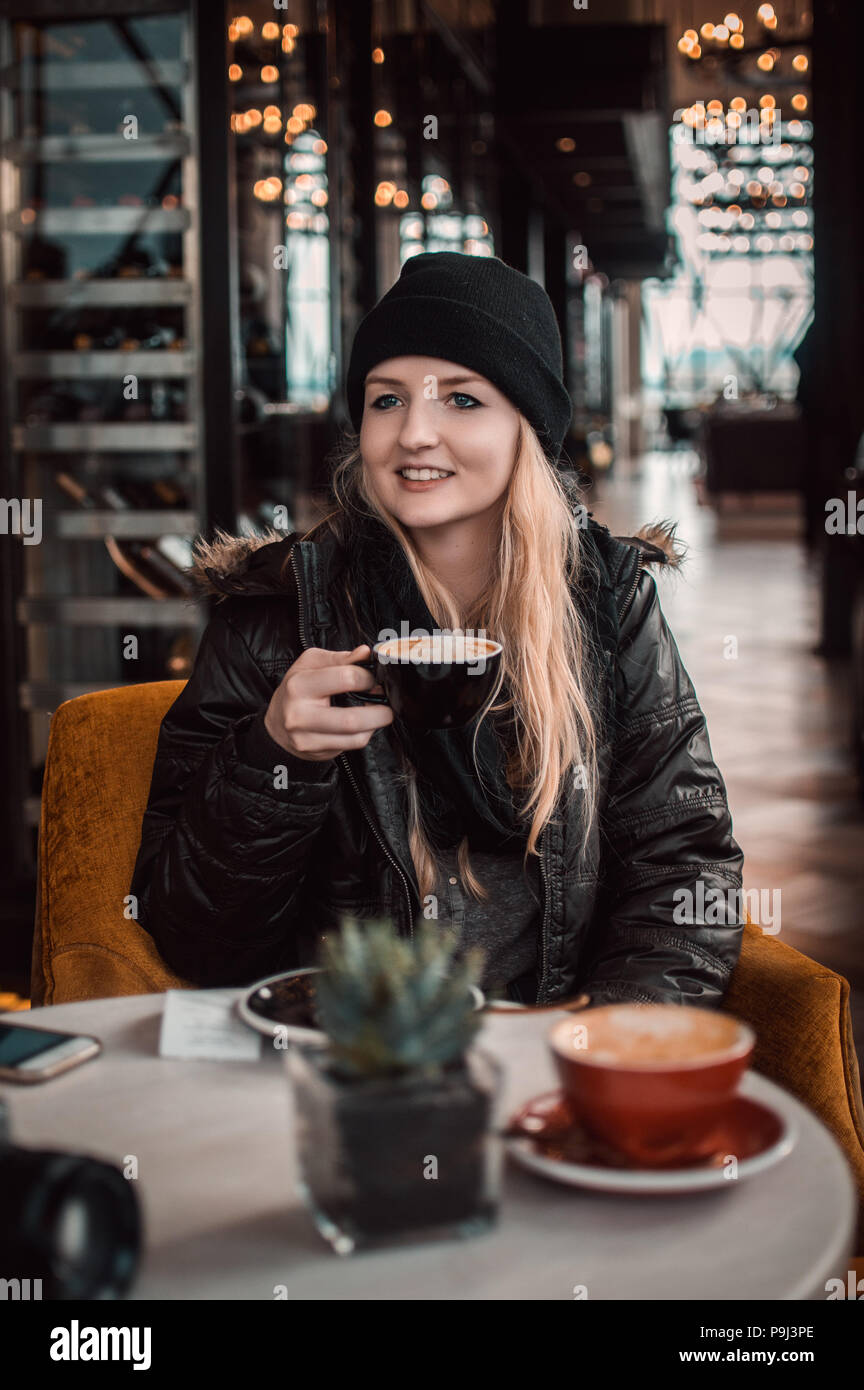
xmin=159 ymin=989 xmax=261 ymax=1062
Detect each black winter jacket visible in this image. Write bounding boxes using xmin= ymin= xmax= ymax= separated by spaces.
xmin=129 ymin=516 xmax=746 ymax=1006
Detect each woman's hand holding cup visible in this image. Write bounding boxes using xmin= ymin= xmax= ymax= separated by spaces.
xmin=263 ymin=645 xmax=392 ymax=761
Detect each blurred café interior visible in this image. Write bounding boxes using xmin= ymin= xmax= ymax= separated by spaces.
xmin=1 ymin=0 xmax=862 ymax=1076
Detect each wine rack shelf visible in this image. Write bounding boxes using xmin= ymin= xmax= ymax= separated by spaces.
xmin=6 ymin=133 xmax=191 ymax=162
xmin=52 ymin=510 xmax=197 ymax=539
xmin=0 ymin=59 xmax=188 ymax=89
xmin=20 ymin=680 xmax=139 ymax=710
xmin=14 ymin=351 xmax=195 ymax=376
xmin=0 ymin=4 xmax=209 ymax=871
xmin=13 ymin=423 xmax=198 ymax=450
xmin=18 ymin=598 xmax=197 ymax=626
xmin=13 ymin=281 xmax=191 ymax=306
xmin=5 ymin=207 xmax=190 ymax=233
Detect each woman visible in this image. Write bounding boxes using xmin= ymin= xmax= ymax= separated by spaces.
xmin=130 ymin=252 xmax=745 ymax=1006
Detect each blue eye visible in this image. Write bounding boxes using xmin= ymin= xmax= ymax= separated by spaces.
xmin=368 ymin=390 xmax=482 ymax=410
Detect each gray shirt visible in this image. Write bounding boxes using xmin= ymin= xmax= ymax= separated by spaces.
xmin=431 ymin=842 xmax=542 ymax=1000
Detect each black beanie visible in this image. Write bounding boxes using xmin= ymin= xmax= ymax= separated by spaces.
xmin=346 ymin=251 xmax=572 ymax=463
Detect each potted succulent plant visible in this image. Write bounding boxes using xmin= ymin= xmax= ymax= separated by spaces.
xmin=286 ymin=916 xmax=502 ymax=1254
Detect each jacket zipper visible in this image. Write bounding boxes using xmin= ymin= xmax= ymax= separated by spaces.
xmin=290 ymin=547 xmax=416 ymax=940
xmin=617 ymin=554 xmax=645 ymax=624
xmin=338 ymin=752 xmax=415 ymax=940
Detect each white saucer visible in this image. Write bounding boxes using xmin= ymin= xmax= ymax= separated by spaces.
xmin=235 ymin=968 xmax=326 ymax=1044
xmin=505 ymin=1090 xmax=797 ymax=1195
xmin=237 ymin=967 xmax=485 ymax=1043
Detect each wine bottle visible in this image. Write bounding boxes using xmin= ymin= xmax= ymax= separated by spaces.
xmin=53 ymin=469 xmax=196 ymax=597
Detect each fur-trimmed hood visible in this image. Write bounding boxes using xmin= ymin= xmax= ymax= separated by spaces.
xmin=186 ymin=516 xmax=686 ymax=600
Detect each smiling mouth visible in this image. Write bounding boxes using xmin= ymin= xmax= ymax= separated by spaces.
xmin=397 ymin=468 xmax=454 ymax=480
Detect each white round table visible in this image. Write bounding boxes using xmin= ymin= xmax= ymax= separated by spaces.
xmin=0 ymin=994 xmax=856 ymax=1300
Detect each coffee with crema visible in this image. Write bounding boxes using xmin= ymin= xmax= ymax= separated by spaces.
xmin=355 ymin=633 xmax=504 ymax=728
xmin=377 ymin=635 xmax=497 ymax=664
xmin=576 ymin=1004 xmax=744 ymax=1067
xmin=548 ymin=1003 xmax=755 ymax=1166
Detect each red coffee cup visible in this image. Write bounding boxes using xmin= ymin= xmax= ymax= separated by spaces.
xmin=548 ymin=1004 xmax=755 ymax=1168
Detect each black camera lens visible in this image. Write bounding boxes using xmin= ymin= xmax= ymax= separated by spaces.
xmin=0 ymin=1148 xmax=141 ymax=1299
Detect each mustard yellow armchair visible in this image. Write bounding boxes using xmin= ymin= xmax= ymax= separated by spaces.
xmin=32 ymin=681 xmax=191 ymax=1005
xmin=31 ymin=682 xmax=864 ymax=1250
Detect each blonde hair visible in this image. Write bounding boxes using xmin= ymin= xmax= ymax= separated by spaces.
xmin=297 ymin=415 xmax=601 ymax=904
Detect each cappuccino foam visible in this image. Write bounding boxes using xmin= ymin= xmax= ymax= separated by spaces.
xmin=569 ymin=1004 xmax=743 ymax=1066
xmin=377 ymin=635 xmax=496 ymax=664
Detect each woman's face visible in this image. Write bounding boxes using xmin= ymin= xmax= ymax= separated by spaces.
xmin=359 ymin=356 xmax=521 ymax=534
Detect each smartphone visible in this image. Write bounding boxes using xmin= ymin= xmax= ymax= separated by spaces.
xmin=0 ymin=1022 xmax=101 ymax=1083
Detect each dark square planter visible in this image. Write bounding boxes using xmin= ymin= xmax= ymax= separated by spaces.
xmin=287 ymin=1045 xmax=502 ymax=1254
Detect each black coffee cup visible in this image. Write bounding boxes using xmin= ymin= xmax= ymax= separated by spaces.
xmin=352 ymin=634 xmax=504 ymax=730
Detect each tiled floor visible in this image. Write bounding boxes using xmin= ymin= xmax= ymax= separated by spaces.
xmin=590 ymin=452 xmax=864 ymax=1072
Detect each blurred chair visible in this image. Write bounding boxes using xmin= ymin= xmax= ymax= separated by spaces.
xmin=31 ymin=683 xmax=864 ymax=1250
xmin=32 ymin=681 xmax=190 ymax=1006
xmin=700 ymin=402 xmax=805 ymax=495
xmin=725 ymin=924 xmax=864 ymax=1255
